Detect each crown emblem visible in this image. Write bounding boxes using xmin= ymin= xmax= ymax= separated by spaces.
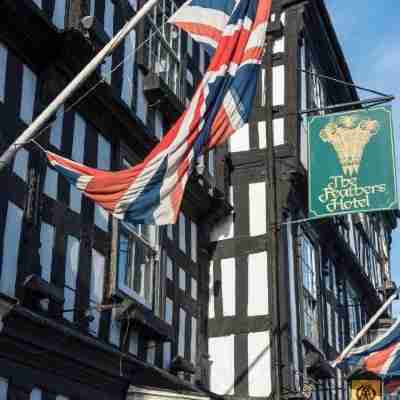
xmin=319 ymin=114 xmax=379 ymax=176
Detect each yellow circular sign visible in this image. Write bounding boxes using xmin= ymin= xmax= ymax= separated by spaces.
xmin=356 ymin=384 xmax=377 ymax=400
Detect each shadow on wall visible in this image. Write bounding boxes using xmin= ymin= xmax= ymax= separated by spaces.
xmin=223 ymin=341 xmax=271 ymax=395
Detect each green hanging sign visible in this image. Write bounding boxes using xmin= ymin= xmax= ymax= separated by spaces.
xmin=308 ymin=106 xmax=398 ymax=218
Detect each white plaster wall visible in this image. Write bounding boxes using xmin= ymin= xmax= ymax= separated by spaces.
xmin=273 ymin=118 xmax=285 ymax=146
xmin=209 ymin=335 xmax=235 ymax=395
xmin=208 ymin=261 xmax=215 ymax=319
xmin=229 ymin=123 xmax=249 ymax=152
xmin=248 ymin=251 xmax=268 ymax=316
xmin=221 ymin=258 xmax=235 ymax=316
xmin=249 ymin=182 xmax=266 ymax=236
xmin=273 ymin=36 xmax=285 ymax=53
xmin=248 ymin=331 xmax=271 ymax=397
xmin=272 ymin=65 xmax=285 ymax=106
xmin=258 ymin=121 xmax=267 ymax=149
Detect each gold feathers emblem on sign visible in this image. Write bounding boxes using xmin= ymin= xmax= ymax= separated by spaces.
xmin=319 ymin=114 xmax=379 ymax=176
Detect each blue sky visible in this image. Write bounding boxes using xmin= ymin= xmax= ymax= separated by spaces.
xmin=325 ymin=0 xmax=400 ymax=314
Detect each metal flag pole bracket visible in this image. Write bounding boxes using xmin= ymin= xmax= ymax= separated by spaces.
xmin=298 ymin=68 xmax=395 ymax=115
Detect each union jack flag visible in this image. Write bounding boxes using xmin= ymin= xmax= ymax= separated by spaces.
xmin=46 ymin=0 xmax=271 ymax=225
xmin=339 ymin=319 xmax=400 ymax=378
xmin=168 ymin=0 xmax=240 ymax=53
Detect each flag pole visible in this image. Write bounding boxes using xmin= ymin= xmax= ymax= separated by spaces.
xmin=332 ymin=288 xmax=400 ymax=367
xmin=0 ymin=0 xmax=159 ymax=171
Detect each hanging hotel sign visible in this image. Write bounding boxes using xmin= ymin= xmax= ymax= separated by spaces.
xmin=308 ymin=106 xmax=398 ymax=218
xmin=350 ymin=379 xmax=382 ymax=400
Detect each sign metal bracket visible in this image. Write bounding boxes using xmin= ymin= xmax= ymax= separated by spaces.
xmin=298 ymin=68 xmax=395 ymax=115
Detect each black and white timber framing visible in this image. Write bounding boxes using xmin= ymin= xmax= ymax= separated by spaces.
xmin=0 ymin=0 xmax=397 ymax=400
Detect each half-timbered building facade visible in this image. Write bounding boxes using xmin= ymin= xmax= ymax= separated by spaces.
xmin=207 ymin=0 xmax=397 ymax=399
xmin=0 ymin=0 xmax=397 ymax=400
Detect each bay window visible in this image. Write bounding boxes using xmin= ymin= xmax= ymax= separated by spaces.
xmin=144 ymin=0 xmax=183 ymax=101
xmin=300 ymin=231 xmax=319 ymax=343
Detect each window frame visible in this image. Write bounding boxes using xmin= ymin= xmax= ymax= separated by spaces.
xmin=299 ymin=229 xmax=320 ymax=344
xmin=117 ymin=222 xmax=158 ymax=309
xmin=144 ymin=0 xmax=184 ymax=101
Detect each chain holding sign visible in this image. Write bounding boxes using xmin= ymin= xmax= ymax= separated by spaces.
xmin=308 ymin=106 xmax=398 ymax=218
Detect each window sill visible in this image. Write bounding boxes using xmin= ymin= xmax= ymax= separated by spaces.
xmin=118 ymin=285 xmax=152 ymax=310
xmin=115 ymin=293 xmax=174 ymax=342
